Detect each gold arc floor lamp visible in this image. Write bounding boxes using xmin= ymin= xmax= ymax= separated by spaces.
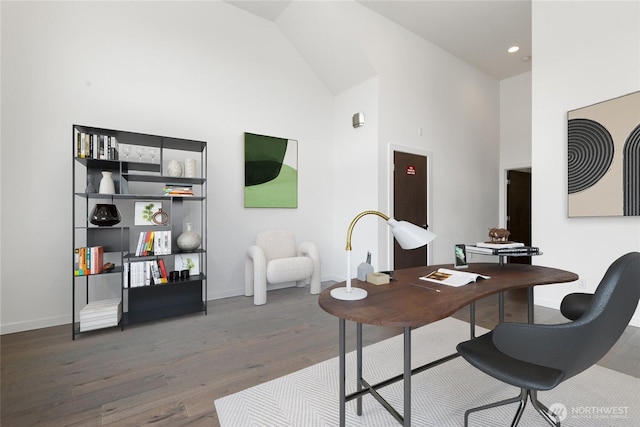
xmin=330 ymin=210 xmax=436 ymax=301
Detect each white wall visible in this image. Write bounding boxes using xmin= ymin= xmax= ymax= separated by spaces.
xmin=0 ymin=1 xmax=334 ymax=332
xmin=498 ymin=72 xmax=532 ymax=229
xmin=333 ymin=1 xmax=501 ymax=266
xmin=532 ymin=0 xmax=640 ymax=326
xmin=1 ymin=1 xmax=502 ymax=333
xmin=331 ymin=77 xmax=381 ymax=279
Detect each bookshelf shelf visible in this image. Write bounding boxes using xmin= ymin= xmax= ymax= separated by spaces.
xmin=72 ymin=124 xmax=207 ymax=339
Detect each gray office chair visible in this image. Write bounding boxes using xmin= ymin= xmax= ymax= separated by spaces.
xmin=456 ymin=252 xmax=640 ymax=427
xmin=560 ymin=292 xmax=592 ymax=320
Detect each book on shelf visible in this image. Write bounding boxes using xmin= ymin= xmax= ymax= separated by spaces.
xmin=152 ymin=230 xmax=172 ymax=255
xmin=163 ymin=183 xmax=194 ymax=196
xmin=131 ymin=261 xmax=146 ymax=287
xmin=157 ymin=259 xmax=169 ymax=283
xmin=74 ymin=246 xmax=104 ymax=275
xmin=467 ymin=245 xmax=540 ymax=255
xmin=79 ymin=298 xmax=122 ymax=331
xmin=74 ymin=129 xmax=118 ymax=160
xmin=149 ymin=261 xmax=162 ymax=285
xmin=135 ymin=232 xmax=146 ymax=256
xmin=134 ymin=230 xmax=172 ymax=257
xmin=143 ymin=231 xmax=154 ymax=256
xmin=123 ymin=262 xmax=129 ymax=288
xmin=420 ymin=268 xmax=490 ymax=287
xmin=475 ymin=241 xmax=525 ymax=249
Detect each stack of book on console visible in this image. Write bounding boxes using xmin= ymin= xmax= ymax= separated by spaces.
xmin=467 ymin=241 xmax=541 ymax=256
xmin=79 ymin=298 xmax=122 ymax=332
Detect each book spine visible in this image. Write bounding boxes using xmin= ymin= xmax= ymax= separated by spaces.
xmin=493 ymin=246 xmax=540 ymax=255
xmin=85 ymin=247 xmax=91 ymax=275
xmin=96 ymin=246 xmax=104 ymax=273
xmin=150 ymin=260 xmax=162 ymax=285
xmin=135 ymin=232 xmax=146 ymax=257
xmin=74 ymin=248 xmax=81 ymax=276
xmin=143 ymin=231 xmax=154 ymax=256
xmin=75 ymin=130 xmax=81 ymax=157
xmin=123 ymin=262 xmax=129 ymax=288
xmin=144 ymin=261 xmax=151 ymax=286
xmin=80 ymin=133 xmax=86 ymax=158
xmin=111 ymin=136 xmax=118 ymax=160
xmin=105 ymin=135 xmax=110 ymax=160
xmin=158 ymin=258 xmax=168 ymax=283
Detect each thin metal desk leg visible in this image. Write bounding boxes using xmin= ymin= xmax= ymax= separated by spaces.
xmin=499 ymin=291 xmax=505 ymax=323
xmin=469 ymin=301 xmax=476 ymax=338
xmin=403 ymin=326 xmax=411 ymax=426
xmin=528 ymin=287 xmax=534 ymax=323
xmin=357 ymin=322 xmax=363 ymax=415
xmin=339 ymin=318 xmax=346 ymax=427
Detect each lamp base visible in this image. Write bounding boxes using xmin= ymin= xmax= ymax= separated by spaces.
xmin=330 ymin=287 xmax=368 ymax=300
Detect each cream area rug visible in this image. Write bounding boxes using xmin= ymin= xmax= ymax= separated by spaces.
xmin=215 ymin=318 xmax=639 ymax=426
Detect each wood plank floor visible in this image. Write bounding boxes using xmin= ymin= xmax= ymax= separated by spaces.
xmin=2 ymin=284 xmax=638 ymax=426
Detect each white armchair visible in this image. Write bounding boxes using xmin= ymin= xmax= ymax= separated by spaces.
xmin=245 ymin=230 xmax=321 ymax=305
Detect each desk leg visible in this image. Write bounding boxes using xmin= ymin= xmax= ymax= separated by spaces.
xmin=357 ymin=322 xmax=363 ymax=415
xmin=469 ymin=302 xmax=476 ymax=338
xmin=339 ymin=318 xmax=346 ymax=427
xmin=403 ymin=326 xmax=411 ymax=427
xmin=528 ymin=287 xmax=534 ymax=323
xmin=499 ymin=292 xmax=505 ymax=323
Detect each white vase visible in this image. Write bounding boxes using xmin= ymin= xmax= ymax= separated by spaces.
xmin=177 ymin=223 xmax=201 ymax=251
xmin=184 ymin=158 xmax=197 ymax=178
xmin=167 ymin=160 xmax=183 ymax=177
xmin=98 ymin=171 xmax=115 ymax=194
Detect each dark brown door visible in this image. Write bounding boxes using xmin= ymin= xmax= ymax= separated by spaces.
xmin=393 ymin=151 xmax=428 ymax=269
xmin=506 ymin=170 xmax=532 ymax=265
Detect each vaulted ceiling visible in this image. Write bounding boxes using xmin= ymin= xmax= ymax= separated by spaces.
xmin=227 ymin=0 xmax=532 ymax=81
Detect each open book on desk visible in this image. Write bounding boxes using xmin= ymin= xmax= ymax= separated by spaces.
xmin=420 ymin=268 xmax=490 ymax=287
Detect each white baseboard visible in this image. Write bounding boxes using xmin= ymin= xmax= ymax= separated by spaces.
xmin=1 ymin=314 xmax=70 ymax=335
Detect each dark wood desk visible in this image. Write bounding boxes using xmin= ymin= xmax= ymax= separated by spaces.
xmin=318 ymin=263 xmax=578 ymax=426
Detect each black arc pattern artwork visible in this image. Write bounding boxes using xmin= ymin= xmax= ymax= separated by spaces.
xmin=623 ymin=124 xmax=640 ymax=215
xmin=568 ymin=118 xmax=615 ymax=194
xmin=567 ymin=91 xmax=640 ymax=217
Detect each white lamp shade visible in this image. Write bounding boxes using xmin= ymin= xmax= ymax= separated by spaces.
xmin=388 ymin=219 xmax=436 ymax=249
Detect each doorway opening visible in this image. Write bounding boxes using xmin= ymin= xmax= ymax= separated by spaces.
xmin=505 ymin=168 xmax=532 ymax=265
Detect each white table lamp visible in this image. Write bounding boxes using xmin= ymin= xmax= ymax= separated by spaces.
xmin=330 ymin=210 xmax=436 ymax=301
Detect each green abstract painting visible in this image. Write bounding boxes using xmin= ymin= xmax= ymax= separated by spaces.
xmin=244 ymin=133 xmax=298 ymax=208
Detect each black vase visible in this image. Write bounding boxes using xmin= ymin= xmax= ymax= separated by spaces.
xmin=89 ymin=204 xmax=121 ymax=226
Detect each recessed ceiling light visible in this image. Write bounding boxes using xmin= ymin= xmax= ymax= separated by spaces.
xmin=508 ymin=46 xmax=520 ymax=54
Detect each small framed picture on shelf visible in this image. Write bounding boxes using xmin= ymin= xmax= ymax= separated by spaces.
xmin=134 ymin=202 xmax=168 ymax=226
xmin=175 ymin=253 xmax=200 ymax=275
xmin=454 ymin=244 xmax=468 ymax=269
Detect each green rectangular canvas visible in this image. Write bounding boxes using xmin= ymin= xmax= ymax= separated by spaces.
xmin=244 ymin=133 xmax=298 ymax=208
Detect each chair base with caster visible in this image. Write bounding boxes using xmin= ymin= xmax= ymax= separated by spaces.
xmin=465 ymin=388 xmax=559 ymax=427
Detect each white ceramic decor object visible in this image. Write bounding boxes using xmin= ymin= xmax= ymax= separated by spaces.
xmin=98 ymin=171 xmax=115 ymax=194
xmin=177 ymin=223 xmax=201 ymax=251
xmin=184 ymin=158 xmax=197 ymax=177
xmin=167 ymin=160 xmax=183 ymax=177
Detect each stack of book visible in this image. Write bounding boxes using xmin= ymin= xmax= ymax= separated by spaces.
xmin=79 ymin=298 xmax=122 ymax=331
xmin=74 ymin=246 xmax=104 ymax=276
xmin=75 ymin=130 xmax=119 ymax=160
xmin=127 ymin=259 xmax=169 ymax=287
xmin=163 ymin=184 xmax=194 ymax=196
xmin=134 ymin=231 xmax=171 ymax=256
xmin=467 ymin=242 xmax=541 ymax=256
